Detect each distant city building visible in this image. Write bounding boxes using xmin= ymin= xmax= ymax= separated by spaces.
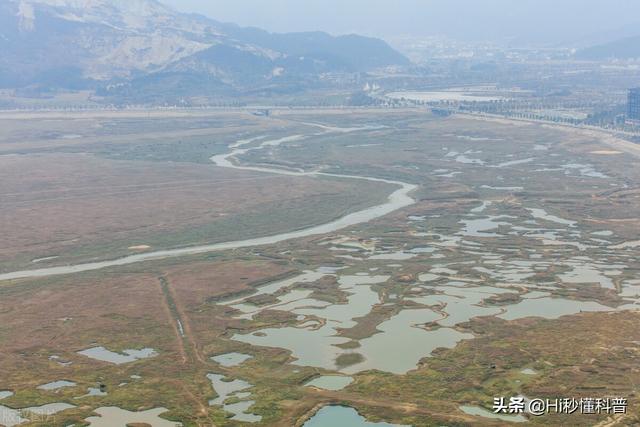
xmin=628 ymin=88 xmax=640 ymax=123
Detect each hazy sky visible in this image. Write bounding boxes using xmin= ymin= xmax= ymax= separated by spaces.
xmin=161 ymin=0 xmax=640 ymax=45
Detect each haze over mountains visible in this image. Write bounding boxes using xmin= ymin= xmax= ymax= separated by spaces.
xmin=577 ymin=36 xmax=640 ymax=61
xmin=1 ymin=0 xmax=639 ymax=105
xmin=165 ymin=0 xmax=640 ymax=47
xmin=0 ymin=0 xmax=409 ymax=100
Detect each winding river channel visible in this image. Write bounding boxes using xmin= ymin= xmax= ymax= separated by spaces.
xmin=0 ymin=127 xmax=417 ymax=281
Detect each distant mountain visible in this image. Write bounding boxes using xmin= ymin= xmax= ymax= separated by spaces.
xmin=0 ymin=0 xmax=409 ymax=101
xmin=576 ymin=35 xmax=640 ymax=60
xmin=560 ymin=22 xmax=640 ymax=49
xmin=215 ymin=23 xmax=409 ymax=72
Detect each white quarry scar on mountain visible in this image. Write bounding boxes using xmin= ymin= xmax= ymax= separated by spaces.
xmin=14 ymin=0 xmax=218 ymax=78
xmin=5 ymin=0 xmax=409 ymax=87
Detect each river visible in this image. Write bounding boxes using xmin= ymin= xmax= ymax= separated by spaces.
xmin=0 ymin=126 xmax=416 ymax=281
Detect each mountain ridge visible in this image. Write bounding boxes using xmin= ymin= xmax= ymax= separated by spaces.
xmin=0 ymin=0 xmax=410 ymax=101
xmin=576 ymin=34 xmax=640 ymax=60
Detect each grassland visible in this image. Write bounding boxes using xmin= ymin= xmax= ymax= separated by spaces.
xmin=0 ymin=112 xmax=393 ymax=272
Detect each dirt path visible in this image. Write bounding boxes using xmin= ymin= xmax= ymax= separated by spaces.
xmin=159 ymin=275 xmax=213 ymax=423
xmin=169 ymin=378 xmax=211 ymax=423
xmin=162 ymin=275 xmax=208 ymax=365
xmin=158 ymin=276 xmax=189 ymax=364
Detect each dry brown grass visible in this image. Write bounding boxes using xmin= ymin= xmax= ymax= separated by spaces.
xmin=0 ymin=152 xmax=373 ymax=269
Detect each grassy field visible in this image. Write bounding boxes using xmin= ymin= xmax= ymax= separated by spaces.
xmin=0 ymin=113 xmax=394 ymax=272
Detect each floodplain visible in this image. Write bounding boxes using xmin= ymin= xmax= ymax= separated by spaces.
xmin=0 ymin=109 xmax=639 ymax=426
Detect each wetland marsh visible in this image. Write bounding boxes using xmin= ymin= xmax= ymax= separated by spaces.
xmin=1 ymin=109 xmax=639 ymax=426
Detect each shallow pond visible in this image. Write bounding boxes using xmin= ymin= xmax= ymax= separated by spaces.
xmin=77 ymin=346 xmax=157 ymax=364
xmin=368 ymin=252 xmax=417 ymax=260
xmin=498 ymin=297 xmax=610 ymax=321
xmin=409 ymin=286 xmax=508 ymax=328
xmin=409 ymin=247 xmax=436 ymax=254
xmin=207 ymin=374 xmax=253 ymax=406
xmin=481 ymin=185 xmax=524 ymax=191
xmin=223 ymin=400 xmax=261 ymax=423
xmin=211 ymin=352 xmax=253 ymax=367
xmin=527 ymin=208 xmax=576 ymax=227
xmin=304 ymin=405 xmax=408 ymax=427
xmin=23 ymin=403 xmax=76 ymax=416
xmin=455 ymin=154 xmax=485 ymax=165
xmin=207 ymin=374 xmax=261 ymax=423
xmin=233 ymin=323 xmax=349 ymax=370
xmin=495 ymin=158 xmax=535 ymax=168
xmin=418 ymin=273 xmax=439 ymax=282
xmin=460 ymin=405 xmax=527 ymax=423
xmin=37 ymin=380 xmax=76 ymax=391
xmin=458 ymin=216 xmax=513 ymax=237
xmin=232 ymin=275 xmax=388 ymax=370
xmin=85 ymin=406 xmax=181 ymax=427
xmin=305 ymin=375 xmax=353 ymax=391
xmin=558 ymin=259 xmax=624 ymax=290
xmin=611 ymin=240 xmax=640 ymax=249
xmin=0 ymin=402 xmax=75 ymax=427
xmin=344 ymin=309 xmax=473 ymax=374
xmin=0 ymin=405 xmax=27 ymax=426
xmin=77 ymin=387 xmax=107 ymax=398
xmin=225 ymin=270 xmax=330 ymax=308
